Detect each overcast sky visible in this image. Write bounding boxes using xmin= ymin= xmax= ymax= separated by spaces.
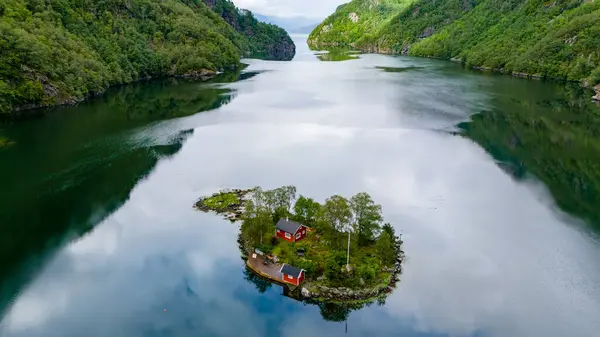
xmin=233 ymin=0 xmax=347 ymax=19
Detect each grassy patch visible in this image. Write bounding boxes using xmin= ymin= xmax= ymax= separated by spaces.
xmin=202 ymin=192 xmax=240 ymax=211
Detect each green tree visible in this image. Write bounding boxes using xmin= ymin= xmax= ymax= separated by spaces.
xmin=381 ymin=222 xmax=395 ymax=240
xmin=260 ymin=185 xmax=296 ymax=222
xmin=242 ymin=199 xmax=274 ymax=246
xmin=273 ymin=185 xmax=297 ymax=213
xmin=293 ymin=195 xmax=321 ymax=227
xmin=376 ymin=230 xmax=396 ymax=266
xmin=350 ymin=192 xmax=383 ymax=247
xmin=321 ymin=195 xmax=352 ymax=250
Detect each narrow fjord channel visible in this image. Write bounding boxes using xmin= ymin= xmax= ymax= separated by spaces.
xmin=1 ymin=37 xmax=599 ymax=337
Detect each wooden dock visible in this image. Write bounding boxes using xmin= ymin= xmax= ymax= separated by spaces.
xmin=246 ymin=252 xmax=298 ymax=290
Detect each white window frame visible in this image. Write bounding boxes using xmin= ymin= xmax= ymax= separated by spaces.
xmin=288 ymin=275 xmax=294 ymax=280
xmin=296 ymin=232 xmax=301 ymax=239
xmin=276 ymin=229 xmax=280 ymax=233
xmin=285 ymin=232 xmax=291 ymax=239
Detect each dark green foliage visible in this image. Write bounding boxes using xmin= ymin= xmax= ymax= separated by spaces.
xmin=381 ymin=223 xmax=396 ymax=239
xmin=310 ymin=0 xmax=600 ymax=85
xmin=0 ymin=0 xmax=294 ymax=114
xmin=203 ymin=0 xmax=295 ymax=61
xmin=324 ymin=250 xmax=348 ymax=282
xmin=376 ymin=230 xmax=396 ymax=266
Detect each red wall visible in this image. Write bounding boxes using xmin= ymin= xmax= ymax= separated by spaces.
xmin=283 ymin=271 xmax=304 ymax=286
xmin=276 ymin=226 xmax=307 ymax=243
xmin=276 ymin=229 xmax=294 ymax=242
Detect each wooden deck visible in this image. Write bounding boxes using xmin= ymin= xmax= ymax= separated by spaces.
xmin=247 ymin=252 xmax=298 ymax=290
xmin=247 ymin=252 xmax=283 ymax=283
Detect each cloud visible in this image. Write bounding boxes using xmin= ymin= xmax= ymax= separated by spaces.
xmin=233 ymin=0 xmax=346 ymax=19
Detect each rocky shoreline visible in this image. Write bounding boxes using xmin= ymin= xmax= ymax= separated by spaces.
xmin=194 ymin=188 xmax=252 ymax=222
xmin=300 ymin=240 xmax=405 ymax=302
xmin=8 ymin=68 xmax=223 ymax=117
xmin=309 ymin=42 xmax=600 ymax=101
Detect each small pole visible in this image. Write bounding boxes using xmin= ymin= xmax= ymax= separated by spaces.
xmin=346 ymin=231 xmax=351 ymax=271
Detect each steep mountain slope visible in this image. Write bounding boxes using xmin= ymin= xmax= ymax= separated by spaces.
xmin=309 ymin=0 xmax=600 ymax=86
xmin=204 ymin=1 xmax=295 ymax=60
xmin=308 ymin=0 xmax=415 ymax=47
xmin=0 ymin=0 xmax=294 ymax=114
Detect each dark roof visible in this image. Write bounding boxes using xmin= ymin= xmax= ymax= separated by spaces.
xmin=276 ymin=218 xmax=303 ymax=234
xmin=280 ymin=264 xmax=303 ymax=277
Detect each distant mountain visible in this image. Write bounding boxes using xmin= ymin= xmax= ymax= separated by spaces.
xmin=254 ymin=14 xmax=320 ymax=34
xmin=289 ymin=24 xmax=319 ymax=34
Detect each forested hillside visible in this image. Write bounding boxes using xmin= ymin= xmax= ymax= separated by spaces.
xmin=0 ymin=0 xmax=294 ymax=114
xmin=309 ymin=0 xmax=415 ymax=47
xmin=203 ymin=0 xmax=295 ymax=61
xmin=309 ymin=0 xmax=600 ymax=87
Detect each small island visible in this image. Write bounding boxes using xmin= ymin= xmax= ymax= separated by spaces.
xmin=195 ymin=186 xmax=404 ymax=303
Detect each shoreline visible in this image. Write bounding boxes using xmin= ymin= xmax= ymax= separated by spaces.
xmin=2 ymin=67 xmax=235 ymax=120
xmin=308 ymin=42 xmax=600 ymax=101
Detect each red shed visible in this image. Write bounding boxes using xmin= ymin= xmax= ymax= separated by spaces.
xmin=276 ymin=218 xmax=307 ymax=243
xmin=280 ymin=264 xmax=305 ymax=286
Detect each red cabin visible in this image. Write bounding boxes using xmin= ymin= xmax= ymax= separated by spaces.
xmin=280 ymin=264 xmax=305 ymax=286
xmin=276 ymin=218 xmax=307 ymax=243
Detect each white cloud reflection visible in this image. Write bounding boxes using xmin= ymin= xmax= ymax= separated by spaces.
xmin=2 ymin=53 xmax=600 ymax=337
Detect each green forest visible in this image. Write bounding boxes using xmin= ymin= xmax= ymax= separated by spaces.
xmin=0 ymin=0 xmax=294 ymax=114
xmin=309 ymin=0 xmax=600 ymax=86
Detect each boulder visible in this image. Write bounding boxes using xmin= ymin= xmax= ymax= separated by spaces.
xmin=419 ymin=27 xmax=435 ymax=38
xmin=301 ymin=287 xmax=312 ymax=298
xmin=593 ymin=85 xmax=600 ymax=102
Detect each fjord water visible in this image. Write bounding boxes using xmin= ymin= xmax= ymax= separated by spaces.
xmin=1 ymin=36 xmax=600 ymax=337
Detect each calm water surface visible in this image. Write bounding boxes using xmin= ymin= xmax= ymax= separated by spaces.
xmin=1 ymin=36 xmax=600 ymax=337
